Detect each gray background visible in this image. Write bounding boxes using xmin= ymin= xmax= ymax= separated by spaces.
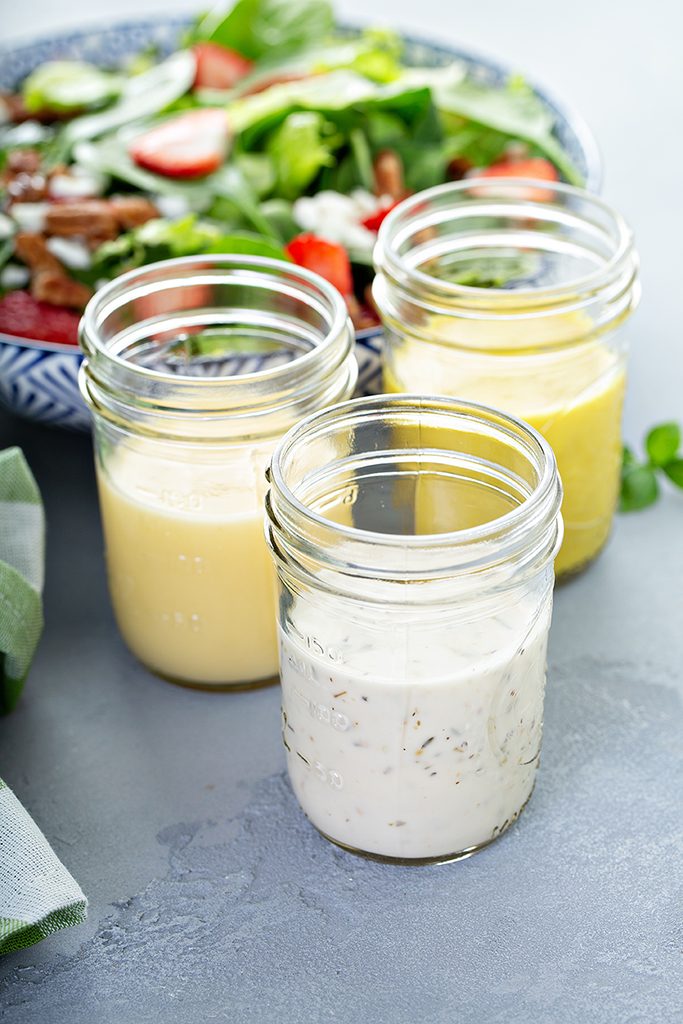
xmin=1 ymin=2 xmax=682 ymax=1022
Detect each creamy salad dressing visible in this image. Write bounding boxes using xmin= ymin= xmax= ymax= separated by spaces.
xmin=385 ymin=319 xmax=625 ymax=576
xmin=97 ymin=443 xmax=278 ymax=686
xmin=279 ymin=589 xmax=553 ymax=860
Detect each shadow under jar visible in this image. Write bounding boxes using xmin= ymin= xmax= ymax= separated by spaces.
xmin=266 ymin=395 xmax=563 ymax=863
xmin=79 ymin=256 xmax=357 ymax=690
xmin=373 ymin=179 xmax=640 ymax=578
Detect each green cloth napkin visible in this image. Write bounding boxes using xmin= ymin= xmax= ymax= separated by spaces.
xmin=0 ymin=449 xmax=87 ymax=951
xmin=0 ymin=447 xmax=44 ymax=714
xmin=0 ymin=777 xmax=87 ymax=954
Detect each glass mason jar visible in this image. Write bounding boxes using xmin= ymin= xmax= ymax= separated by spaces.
xmin=266 ymin=395 xmax=563 ymax=863
xmin=79 ymin=255 xmax=357 ymax=690
xmin=373 ymin=179 xmax=640 ymax=578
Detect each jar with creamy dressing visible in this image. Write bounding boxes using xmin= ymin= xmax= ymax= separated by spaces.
xmin=266 ymin=395 xmax=563 ymax=863
xmin=373 ymin=180 xmax=640 ymax=578
xmin=79 ymin=255 xmax=357 ymax=689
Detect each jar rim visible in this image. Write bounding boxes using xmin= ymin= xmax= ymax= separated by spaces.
xmin=374 ymin=178 xmax=636 ymax=311
xmin=79 ymin=254 xmax=357 ymax=438
xmin=80 ymin=254 xmax=351 ymax=392
xmin=267 ymin=394 xmax=563 ymax=588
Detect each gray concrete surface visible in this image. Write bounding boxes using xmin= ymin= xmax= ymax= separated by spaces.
xmin=1 ymin=1 xmax=682 ymax=1022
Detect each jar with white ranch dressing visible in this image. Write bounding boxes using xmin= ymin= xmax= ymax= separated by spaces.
xmin=79 ymin=256 xmax=356 ymax=690
xmin=266 ymin=395 xmax=563 ymax=863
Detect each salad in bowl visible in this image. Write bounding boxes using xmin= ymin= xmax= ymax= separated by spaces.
xmin=0 ymin=0 xmax=598 ymax=427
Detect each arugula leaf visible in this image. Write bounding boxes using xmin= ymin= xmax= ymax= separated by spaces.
xmin=267 ymin=111 xmax=341 ymax=199
xmin=194 ymin=0 xmax=333 ymax=61
xmin=645 ymin=422 xmax=681 ymax=467
xmin=23 ymin=62 xmax=122 ymax=114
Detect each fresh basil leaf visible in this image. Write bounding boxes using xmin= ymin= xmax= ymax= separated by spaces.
xmin=663 ymin=458 xmax=683 ymax=489
xmin=645 ymin=422 xmax=681 ymax=467
xmin=620 ymin=465 xmax=659 ymax=512
xmin=622 ymin=445 xmax=637 ymax=470
xmin=195 ymin=0 xmax=334 ymax=62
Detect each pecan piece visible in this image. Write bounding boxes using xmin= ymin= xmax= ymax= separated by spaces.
xmin=110 ymin=196 xmax=159 ymax=230
xmin=6 ymin=149 xmax=42 ymax=176
xmin=14 ymin=232 xmax=62 ymax=274
xmin=7 ymin=172 xmax=48 ymax=203
xmin=373 ymin=150 xmax=405 ymax=201
xmin=32 ymin=270 xmax=92 ymax=310
xmin=45 ymin=200 xmax=118 ymax=242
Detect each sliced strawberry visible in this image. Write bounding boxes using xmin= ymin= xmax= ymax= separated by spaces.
xmin=285 ymin=234 xmax=353 ymax=297
xmin=0 ymin=290 xmax=80 ymax=345
xmin=475 ymin=157 xmax=559 ymax=201
xmin=128 ymin=109 xmax=229 ymax=180
xmin=361 ymin=199 xmax=404 ymax=233
xmin=192 ymin=43 xmax=253 ymax=90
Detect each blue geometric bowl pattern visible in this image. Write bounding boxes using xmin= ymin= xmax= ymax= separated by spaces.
xmin=0 ymin=18 xmax=601 ymax=431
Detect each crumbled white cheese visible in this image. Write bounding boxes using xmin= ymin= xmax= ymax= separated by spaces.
xmin=45 ymin=236 xmax=92 ymax=270
xmin=292 ymin=189 xmax=385 ymax=252
xmin=9 ymin=202 xmax=49 ymax=233
xmin=152 ymin=194 xmax=193 ymax=220
xmin=2 ymin=121 xmax=49 ymax=146
xmin=49 ymin=167 xmax=106 ymax=199
xmin=0 ymin=212 xmax=16 ymax=240
xmin=0 ymin=263 xmax=30 ymax=289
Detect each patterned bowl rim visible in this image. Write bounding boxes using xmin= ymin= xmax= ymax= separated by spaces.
xmin=0 ymin=16 xmax=602 ymax=354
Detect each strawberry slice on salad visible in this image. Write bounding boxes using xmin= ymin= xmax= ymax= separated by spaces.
xmin=192 ymin=43 xmax=253 ymax=90
xmin=0 ymin=291 xmax=81 ymax=345
xmin=285 ymin=234 xmax=353 ymax=297
xmin=361 ymin=199 xmax=404 ymax=233
xmin=128 ymin=109 xmax=230 ymax=179
xmin=474 ymin=157 xmax=559 ymax=201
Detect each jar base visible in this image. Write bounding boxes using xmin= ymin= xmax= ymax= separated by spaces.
xmin=140 ymin=662 xmax=279 ymax=692
xmin=312 ymin=790 xmax=532 ymax=865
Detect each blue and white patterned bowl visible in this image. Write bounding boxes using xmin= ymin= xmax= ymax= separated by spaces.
xmin=0 ymin=18 xmax=601 ymax=430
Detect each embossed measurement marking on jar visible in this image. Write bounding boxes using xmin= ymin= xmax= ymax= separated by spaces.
xmin=287 ymin=620 xmax=344 ymax=664
xmin=177 ymin=553 xmax=205 ymax=574
xmin=159 ymin=610 xmax=202 ymax=633
xmin=294 ymin=688 xmax=350 ymax=731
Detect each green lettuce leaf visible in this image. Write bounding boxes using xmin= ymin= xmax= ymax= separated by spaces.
xmin=194 ymin=0 xmax=333 ymax=61
xmin=414 ymin=66 xmax=583 ymax=184
xmin=92 ymin=215 xmax=286 ymax=279
xmin=23 ymin=61 xmax=122 ymax=114
xmin=267 ymin=111 xmax=341 ymax=198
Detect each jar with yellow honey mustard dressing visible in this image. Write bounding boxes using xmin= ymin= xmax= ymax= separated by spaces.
xmin=79 ymin=256 xmax=356 ymax=689
xmin=373 ymin=180 xmax=640 ymax=578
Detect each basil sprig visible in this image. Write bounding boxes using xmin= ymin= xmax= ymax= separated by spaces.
xmin=620 ymin=422 xmax=683 ymax=511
